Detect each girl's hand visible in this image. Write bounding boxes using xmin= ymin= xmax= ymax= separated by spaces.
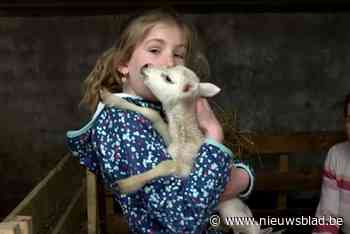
xmin=195 ymin=98 xmax=224 ymax=143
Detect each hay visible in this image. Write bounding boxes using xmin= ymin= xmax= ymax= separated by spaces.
xmin=212 ymin=102 xmax=264 ymax=168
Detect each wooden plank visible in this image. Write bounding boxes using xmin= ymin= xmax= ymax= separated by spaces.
xmin=4 ymin=154 xmax=84 ymax=234
xmin=105 ymin=195 xmax=114 ymax=216
xmin=237 ymin=132 xmax=345 ymax=154
xmin=51 ymin=184 xmax=86 ymax=234
xmin=0 ymin=0 xmax=348 ymax=8
xmin=86 ymin=170 xmax=99 ymax=234
xmin=277 ymin=155 xmax=288 ymax=210
xmin=1 ymin=0 xmax=348 ymax=16
xmin=97 ymin=182 xmax=107 ymax=234
xmin=0 ymin=222 xmax=21 ymax=234
xmin=255 ymin=171 xmax=322 ymax=192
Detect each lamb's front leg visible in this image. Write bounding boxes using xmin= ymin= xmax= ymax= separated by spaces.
xmin=115 ymin=160 xmax=177 ymax=193
xmin=100 ymin=88 xmax=170 ymax=144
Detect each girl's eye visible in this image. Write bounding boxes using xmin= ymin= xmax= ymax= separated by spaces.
xmin=174 ymin=54 xmax=185 ymax=59
xmin=148 ymin=48 xmax=160 ymax=54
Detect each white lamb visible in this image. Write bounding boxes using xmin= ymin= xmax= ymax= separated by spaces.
xmin=100 ymin=64 xmax=274 ymax=234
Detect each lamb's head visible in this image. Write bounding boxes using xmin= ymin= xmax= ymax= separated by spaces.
xmin=140 ymin=64 xmax=221 ymax=107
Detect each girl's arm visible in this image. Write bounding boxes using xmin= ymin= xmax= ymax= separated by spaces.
xmin=313 ymin=146 xmax=341 ymax=234
xmin=196 ymin=98 xmax=254 ymax=200
xmin=142 ymin=99 xmax=254 ymax=233
xmin=220 ymin=167 xmax=251 ymax=202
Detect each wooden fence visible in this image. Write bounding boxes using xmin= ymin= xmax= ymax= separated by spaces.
xmin=239 ymin=132 xmax=345 ymax=218
xmin=0 ymin=154 xmax=85 ymax=234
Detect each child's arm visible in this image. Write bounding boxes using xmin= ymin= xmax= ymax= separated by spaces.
xmin=313 ymin=146 xmax=342 ymax=234
xmin=142 ymin=139 xmax=233 ymax=233
xmin=220 ymin=167 xmax=251 ymax=202
xmin=196 ymin=97 xmax=254 ymax=200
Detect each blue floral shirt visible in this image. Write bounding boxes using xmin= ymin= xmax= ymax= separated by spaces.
xmin=66 ymin=93 xmax=255 ymax=234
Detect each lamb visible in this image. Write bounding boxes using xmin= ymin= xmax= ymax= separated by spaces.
xmin=100 ymin=64 xmax=273 ymax=234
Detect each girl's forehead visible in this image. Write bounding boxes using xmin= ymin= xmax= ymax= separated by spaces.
xmin=142 ymin=22 xmax=187 ymax=46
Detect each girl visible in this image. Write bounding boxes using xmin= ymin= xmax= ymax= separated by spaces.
xmin=66 ymin=9 xmax=255 ymax=234
xmin=313 ymin=94 xmax=350 ymax=234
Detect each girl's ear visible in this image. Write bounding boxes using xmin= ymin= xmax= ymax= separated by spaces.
xmin=199 ymin=83 xmax=221 ymax=97
xmin=114 ymin=54 xmax=129 ymax=75
xmin=117 ymin=64 xmax=129 ymax=75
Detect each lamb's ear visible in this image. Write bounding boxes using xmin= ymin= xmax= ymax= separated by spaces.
xmin=199 ymin=83 xmax=221 ymax=97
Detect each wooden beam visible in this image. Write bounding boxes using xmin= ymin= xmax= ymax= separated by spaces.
xmin=235 ymin=132 xmax=345 ymax=154
xmin=51 ymin=184 xmax=86 ymax=234
xmin=86 ymin=170 xmax=99 ymax=234
xmin=255 ymin=170 xmax=322 ymax=192
xmin=0 ymin=0 xmax=349 ymax=16
xmin=277 ymin=155 xmax=288 ymax=210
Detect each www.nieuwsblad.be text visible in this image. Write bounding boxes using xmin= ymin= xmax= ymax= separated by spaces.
xmin=209 ymin=215 xmax=344 ymax=227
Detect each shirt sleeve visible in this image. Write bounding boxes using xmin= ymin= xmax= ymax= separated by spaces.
xmin=66 ymin=113 xmax=101 ymax=175
xmin=205 ymin=138 xmax=255 ymax=199
xmin=313 ymin=146 xmax=341 ymax=234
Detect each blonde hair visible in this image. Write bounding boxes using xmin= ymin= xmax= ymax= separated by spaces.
xmin=80 ymin=8 xmax=210 ymax=112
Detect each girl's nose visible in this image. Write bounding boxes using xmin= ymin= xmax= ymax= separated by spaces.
xmin=159 ymin=54 xmax=175 ymax=68
xmin=165 ymin=57 xmax=175 ymax=67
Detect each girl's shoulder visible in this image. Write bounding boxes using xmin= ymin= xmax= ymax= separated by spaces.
xmin=328 ymin=141 xmax=350 ymax=161
xmin=97 ymin=93 xmax=163 ymax=127
xmin=67 ymin=93 xmax=162 ymax=139
xmin=325 ymin=141 xmax=350 ymax=173
xmin=329 ymin=141 xmax=350 ymax=154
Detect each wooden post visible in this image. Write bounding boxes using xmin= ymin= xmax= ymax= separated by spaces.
xmin=87 ymin=170 xmax=99 ymax=234
xmin=13 ymin=216 xmax=32 ymax=234
xmin=277 ymin=154 xmax=288 ymax=211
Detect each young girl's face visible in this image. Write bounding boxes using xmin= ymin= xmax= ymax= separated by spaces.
xmin=119 ymin=22 xmax=187 ymax=101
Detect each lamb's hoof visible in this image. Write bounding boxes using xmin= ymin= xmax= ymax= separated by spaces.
xmin=99 ymin=88 xmax=117 ymax=106
xmin=100 ymin=88 xmax=111 ymax=101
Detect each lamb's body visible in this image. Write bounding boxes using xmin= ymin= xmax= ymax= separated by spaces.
xmin=166 ymin=103 xmax=204 ymax=176
xmin=100 ymin=65 xmax=276 ymax=234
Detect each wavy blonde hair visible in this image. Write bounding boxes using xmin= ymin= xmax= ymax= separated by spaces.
xmin=80 ymin=8 xmax=210 ymax=112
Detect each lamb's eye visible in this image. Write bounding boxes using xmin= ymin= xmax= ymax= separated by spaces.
xmin=161 ymin=73 xmax=174 ymax=84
